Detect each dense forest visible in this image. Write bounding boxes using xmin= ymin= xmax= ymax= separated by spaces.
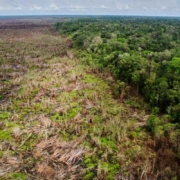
xmin=55 ymin=16 xmax=180 ymax=179
xmin=55 ymin=17 xmax=180 ymax=121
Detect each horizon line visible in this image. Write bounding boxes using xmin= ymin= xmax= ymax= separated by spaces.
xmin=0 ymin=14 xmax=180 ymax=17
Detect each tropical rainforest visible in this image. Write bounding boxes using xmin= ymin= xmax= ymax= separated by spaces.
xmin=0 ymin=16 xmax=180 ymax=179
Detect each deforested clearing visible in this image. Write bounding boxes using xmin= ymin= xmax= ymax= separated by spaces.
xmin=0 ymin=17 xmax=179 ymax=180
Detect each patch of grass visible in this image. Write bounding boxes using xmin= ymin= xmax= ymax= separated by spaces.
xmin=0 ymin=130 xmax=11 ymax=141
xmin=83 ymin=74 xmax=101 ymax=84
xmin=0 ymin=111 xmax=11 ymax=120
xmin=18 ymin=134 xmax=37 ymax=152
xmin=50 ymin=112 xmax=64 ymax=122
xmin=100 ymin=137 xmax=117 ymax=151
xmin=67 ymin=107 xmax=79 ymax=119
xmin=83 ymin=154 xmax=120 ymax=180
xmin=63 ymin=91 xmax=80 ymax=100
xmin=5 ymin=172 xmax=27 ymax=180
xmin=50 ymin=106 xmax=80 ymax=122
xmin=83 ymin=171 xmax=95 ymax=180
xmin=99 ymin=162 xmax=120 ymax=180
xmin=83 ymin=155 xmax=97 ymax=180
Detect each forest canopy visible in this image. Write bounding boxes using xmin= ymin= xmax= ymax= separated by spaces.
xmin=55 ymin=16 xmax=180 ymax=124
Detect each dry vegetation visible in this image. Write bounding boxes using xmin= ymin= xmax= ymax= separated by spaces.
xmin=0 ymin=18 xmax=179 ymax=180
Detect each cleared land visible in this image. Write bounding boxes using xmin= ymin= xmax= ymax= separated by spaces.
xmin=0 ymin=18 xmax=179 ymax=180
